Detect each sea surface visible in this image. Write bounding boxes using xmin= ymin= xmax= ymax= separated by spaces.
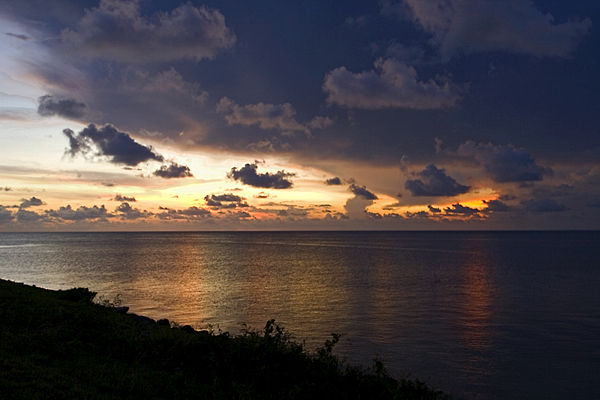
xmin=0 ymin=231 xmax=598 ymax=399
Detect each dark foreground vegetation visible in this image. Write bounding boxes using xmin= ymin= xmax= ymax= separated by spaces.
xmin=0 ymin=279 xmax=449 ymax=399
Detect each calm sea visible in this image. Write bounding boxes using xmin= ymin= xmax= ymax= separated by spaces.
xmin=0 ymin=231 xmax=598 ymax=399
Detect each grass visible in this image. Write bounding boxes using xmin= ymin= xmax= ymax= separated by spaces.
xmin=0 ymin=279 xmax=449 ymax=399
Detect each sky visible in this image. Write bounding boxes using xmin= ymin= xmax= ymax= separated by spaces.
xmin=0 ymin=0 xmax=599 ymax=231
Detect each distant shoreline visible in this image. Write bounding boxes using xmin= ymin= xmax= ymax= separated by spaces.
xmin=1 ymin=229 xmax=598 ymax=234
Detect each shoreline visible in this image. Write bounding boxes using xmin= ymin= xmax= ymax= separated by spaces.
xmin=0 ymin=279 xmax=449 ymax=399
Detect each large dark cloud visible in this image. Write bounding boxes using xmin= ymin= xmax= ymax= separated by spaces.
xmin=395 ymin=0 xmax=591 ymax=59
xmin=349 ymin=184 xmax=378 ymax=200
xmin=228 ymin=162 xmax=295 ymax=189
xmin=456 ymin=141 xmax=550 ymax=183
xmin=522 ymin=198 xmax=567 ymax=213
xmin=63 ymin=124 xmax=164 ymax=166
xmin=405 ymin=164 xmax=470 ymax=197
xmin=2 ymin=0 xmax=596 ymax=177
xmin=61 ymin=0 xmax=235 ymax=63
xmin=47 ymin=204 xmax=111 ymax=221
xmin=19 ymin=196 xmax=43 ymax=209
xmin=204 ymin=193 xmax=248 ymax=209
xmin=153 ymin=163 xmax=193 ymax=179
xmin=38 ymin=94 xmax=86 ymax=119
xmin=323 ymin=58 xmax=463 ymax=109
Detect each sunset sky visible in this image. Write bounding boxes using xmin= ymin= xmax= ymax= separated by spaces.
xmin=0 ymin=0 xmax=598 ymax=230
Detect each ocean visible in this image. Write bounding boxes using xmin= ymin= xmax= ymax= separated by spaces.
xmin=0 ymin=231 xmax=598 ymax=399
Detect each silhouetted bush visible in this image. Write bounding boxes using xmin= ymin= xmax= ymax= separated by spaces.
xmin=55 ymin=287 xmax=96 ymax=302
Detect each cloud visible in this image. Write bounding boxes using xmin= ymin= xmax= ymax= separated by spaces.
xmin=38 ymin=95 xmax=86 ymax=119
xmin=139 ymin=68 xmax=208 ymax=103
xmin=456 ymin=141 xmax=550 ymax=183
xmin=483 ymin=199 xmax=510 ymax=212
xmin=47 ymin=205 xmax=111 ymax=221
xmin=230 ymin=211 xmax=251 ymax=219
xmin=405 ymin=164 xmax=470 ymax=196
xmin=344 ymin=195 xmax=374 ymax=219
xmin=15 ymin=209 xmax=45 ymax=223
xmin=0 ymin=206 xmax=14 ymax=224
xmin=2 ymin=187 xmax=11 ymax=191
xmin=385 ymin=42 xmax=426 ymax=64
xmin=115 ymin=202 xmax=151 ymax=220
xmin=428 ymin=204 xmax=441 ymax=213
xmin=63 ymin=124 xmax=164 ymax=166
xmin=157 ymin=206 xmax=211 ymax=220
xmin=113 ymin=194 xmax=136 ymax=202
xmin=405 ymin=210 xmax=430 ymax=219
xmin=522 ymin=198 xmax=567 ymax=213
xmin=531 ymin=183 xmax=574 ymax=198
xmin=217 ymin=97 xmax=311 ymax=134
xmin=19 ymin=196 xmax=43 ymax=209
xmin=273 ymin=205 xmax=309 ymax=219
xmin=228 ymin=162 xmax=295 ymax=189
xmin=399 ymin=0 xmax=591 ymax=59
xmin=444 ymin=203 xmax=480 ymax=216
xmin=178 ymin=207 xmax=211 ymax=217
xmin=325 ymin=177 xmax=342 ymax=185
xmin=4 ymin=32 xmax=30 ymax=41
xmin=204 ymin=193 xmax=248 ymax=209
xmin=349 ymin=184 xmax=378 ymax=200
xmin=308 ymin=116 xmax=334 ymax=130
xmin=323 ymin=58 xmax=463 ymax=109
xmin=61 ymin=0 xmax=235 ymax=63
xmin=153 ymin=163 xmax=193 ymax=179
